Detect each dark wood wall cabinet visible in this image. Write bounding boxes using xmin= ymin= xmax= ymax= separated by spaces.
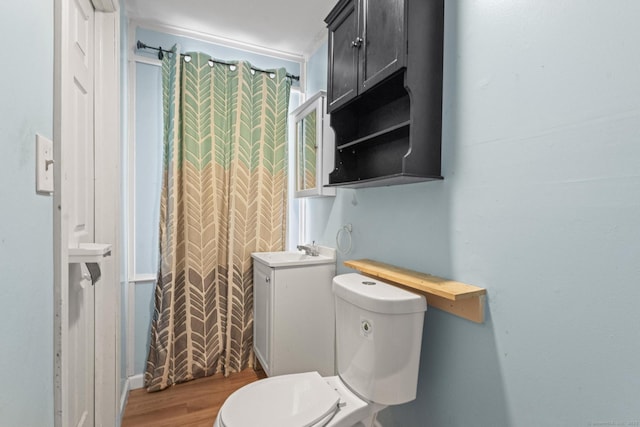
xmin=325 ymin=0 xmax=444 ymax=188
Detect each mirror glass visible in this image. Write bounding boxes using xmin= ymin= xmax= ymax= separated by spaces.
xmin=296 ymin=109 xmax=317 ymax=192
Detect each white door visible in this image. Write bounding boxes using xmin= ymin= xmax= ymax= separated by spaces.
xmin=66 ymin=0 xmax=95 ymax=248
xmin=56 ymin=0 xmax=96 ymax=425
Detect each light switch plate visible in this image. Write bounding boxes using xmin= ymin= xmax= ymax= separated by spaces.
xmin=36 ymin=134 xmax=54 ymax=194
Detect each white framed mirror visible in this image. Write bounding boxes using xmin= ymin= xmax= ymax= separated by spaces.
xmin=291 ymin=91 xmax=335 ymax=198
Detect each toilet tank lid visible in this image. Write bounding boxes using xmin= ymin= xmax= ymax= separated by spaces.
xmin=333 ymin=273 xmax=426 ymax=314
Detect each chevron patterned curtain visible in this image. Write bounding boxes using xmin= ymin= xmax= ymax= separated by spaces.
xmin=144 ymin=49 xmax=291 ymax=392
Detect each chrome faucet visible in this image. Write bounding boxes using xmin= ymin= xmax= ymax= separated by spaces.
xmin=297 ymin=241 xmax=319 ymax=256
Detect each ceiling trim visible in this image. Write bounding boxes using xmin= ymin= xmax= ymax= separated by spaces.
xmin=131 ymin=19 xmax=305 ymax=64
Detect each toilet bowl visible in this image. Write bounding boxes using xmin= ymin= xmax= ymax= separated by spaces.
xmin=214 ymin=273 xmax=427 ymax=427
xmin=213 ymin=372 xmax=375 ymax=427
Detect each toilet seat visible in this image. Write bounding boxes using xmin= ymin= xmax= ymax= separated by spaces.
xmin=218 ymin=372 xmax=340 ymax=427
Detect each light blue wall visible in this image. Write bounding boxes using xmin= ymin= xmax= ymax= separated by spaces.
xmin=0 ymin=0 xmax=54 ymax=425
xmin=134 ymin=281 xmax=155 ymax=374
xmin=307 ymin=1 xmax=640 ymax=426
xmin=130 ymin=26 xmax=303 ymax=375
xmin=304 ymin=40 xmax=335 ymax=242
xmin=306 ymin=41 xmax=328 ymax=96
xmin=287 ymin=91 xmax=303 ymax=250
xmin=131 ymin=57 xmax=162 ymax=376
xmin=134 ymin=62 xmax=163 ymax=275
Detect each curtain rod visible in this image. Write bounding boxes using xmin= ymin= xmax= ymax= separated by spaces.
xmin=136 ymin=41 xmax=300 ymax=82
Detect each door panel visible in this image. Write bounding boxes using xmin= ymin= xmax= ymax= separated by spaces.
xmin=60 ymin=0 xmax=96 ymax=426
xmin=327 ymin=0 xmax=359 ymax=112
xmin=360 ymin=0 xmax=406 ymax=91
xmin=68 ymin=0 xmax=95 ymax=247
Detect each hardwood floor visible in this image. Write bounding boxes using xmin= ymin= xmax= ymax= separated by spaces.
xmin=121 ymin=369 xmax=267 ymax=427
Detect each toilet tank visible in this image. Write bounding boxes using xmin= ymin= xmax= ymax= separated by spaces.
xmin=333 ymin=273 xmax=427 ymax=405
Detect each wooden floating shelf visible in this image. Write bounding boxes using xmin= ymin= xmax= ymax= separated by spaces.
xmin=344 ymin=259 xmax=487 ymax=324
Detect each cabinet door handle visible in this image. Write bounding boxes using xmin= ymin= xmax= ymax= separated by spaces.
xmin=351 ymin=37 xmax=363 ymax=48
xmin=265 ymin=276 xmax=270 ymax=283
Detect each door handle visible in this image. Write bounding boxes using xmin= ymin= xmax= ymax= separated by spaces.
xmin=351 ymin=37 xmax=363 ymax=48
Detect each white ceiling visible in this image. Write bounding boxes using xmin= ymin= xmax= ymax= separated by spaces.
xmin=125 ymin=0 xmax=337 ymax=57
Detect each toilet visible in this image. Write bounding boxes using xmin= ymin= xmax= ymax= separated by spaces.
xmin=214 ymin=272 xmax=427 ymax=427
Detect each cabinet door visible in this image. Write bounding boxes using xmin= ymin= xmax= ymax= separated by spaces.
xmin=293 ymin=92 xmax=336 ymax=198
xmin=327 ymin=0 xmax=360 ymax=112
xmin=253 ymin=262 xmax=273 ymax=375
xmin=359 ymin=0 xmax=406 ymax=91
xmin=295 ymin=100 xmax=321 ymax=196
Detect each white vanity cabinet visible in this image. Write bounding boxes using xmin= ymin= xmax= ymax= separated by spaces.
xmin=252 ymin=249 xmax=336 ymax=377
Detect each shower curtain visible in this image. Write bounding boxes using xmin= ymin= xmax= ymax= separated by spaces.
xmin=145 ymin=48 xmax=291 ymax=392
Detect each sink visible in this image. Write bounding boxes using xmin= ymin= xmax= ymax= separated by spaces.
xmin=252 ymin=247 xmax=336 ymax=268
